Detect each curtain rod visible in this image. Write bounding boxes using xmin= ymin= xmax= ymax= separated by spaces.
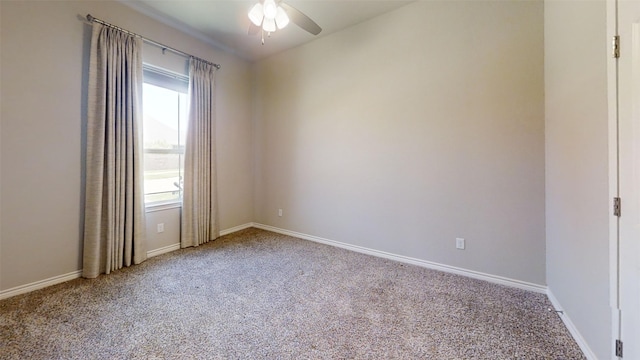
xmin=86 ymin=14 xmax=221 ymax=70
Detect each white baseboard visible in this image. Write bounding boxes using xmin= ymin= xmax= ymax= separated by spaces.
xmin=547 ymin=290 xmax=597 ymax=360
xmin=219 ymin=222 xmax=254 ymax=236
xmin=0 ymin=270 xmax=82 ymax=300
xmin=147 ymin=243 xmax=181 ymax=258
xmin=252 ymin=223 xmax=547 ymax=294
xmin=146 ymin=222 xmax=255 ymax=258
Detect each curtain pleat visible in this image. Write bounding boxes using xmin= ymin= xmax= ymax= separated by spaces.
xmin=181 ymin=58 xmax=219 ymax=248
xmin=83 ymin=23 xmax=146 ymax=278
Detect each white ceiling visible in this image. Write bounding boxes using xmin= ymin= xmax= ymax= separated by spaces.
xmin=122 ymin=0 xmax=413 ymax=61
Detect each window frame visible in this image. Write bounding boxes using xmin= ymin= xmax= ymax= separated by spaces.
xmin=142 ymin=64 xmax=189 ymax=210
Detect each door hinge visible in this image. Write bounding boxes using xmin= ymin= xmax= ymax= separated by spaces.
xmin=614 ymin=197 xmax=621 ymax=217
xmin=616 ymin=339 xmax=623 ymax=357
xmin=613 ymin=35 xmax=620 ymax=58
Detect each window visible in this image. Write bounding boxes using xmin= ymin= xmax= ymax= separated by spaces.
xmin=142 ymin=65 xmax=189 ymax=205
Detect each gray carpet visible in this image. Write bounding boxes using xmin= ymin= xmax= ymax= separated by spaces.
xmin=0 ymin=228 xmax=584 ymax=359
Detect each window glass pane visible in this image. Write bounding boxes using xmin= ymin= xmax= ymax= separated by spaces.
xmin=179 ymin=93 xmax=188 ymax=146
xmin=143 ymin=81 xmax=186 ymax=205
xmin=144 ymin=84 xmax=180 ymax=149
xmin=144 ymin=152 xmax=181 ymax=203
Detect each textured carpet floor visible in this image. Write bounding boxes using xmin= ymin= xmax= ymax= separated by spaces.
xmin=0 ymin=228 xmax=584 ymax=359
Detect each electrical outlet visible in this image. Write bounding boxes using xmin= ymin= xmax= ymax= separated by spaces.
xmin=278 ymin=209 xmax=283 ymax=217
xmin=157 ymin=223 xmax=165 ymax=233
xmin=456 ymin=238 xmax=465 ymax=250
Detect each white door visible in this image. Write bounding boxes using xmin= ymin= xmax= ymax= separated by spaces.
xmin=617 ymin=1 xmax=640 ymax=358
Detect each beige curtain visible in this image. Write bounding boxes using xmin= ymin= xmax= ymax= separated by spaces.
xmin=181 ymin=58 xmax=219 ymax=248
xmin=83 ymin=23 xmax=146 ymax=278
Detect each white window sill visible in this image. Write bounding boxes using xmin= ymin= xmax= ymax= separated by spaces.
xmin=145 ymin=201 xmax=182 ymax=213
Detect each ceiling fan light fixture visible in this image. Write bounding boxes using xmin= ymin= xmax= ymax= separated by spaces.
xmin=247 ymin=0 xmax=322 ymax=43
xmin=275 ymin=6 xmax=289 ymax=29
xmin=248 ymin=3 xmax=264 ymax=26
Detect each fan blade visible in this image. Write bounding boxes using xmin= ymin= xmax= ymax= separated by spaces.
xmin=279 ymin=2 xmax=322 ymax=35
xmin=248 ymin=23 xmax=261 ymax=36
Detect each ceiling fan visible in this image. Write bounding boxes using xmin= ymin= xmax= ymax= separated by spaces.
xmin=247 ymin=0 xmax=322 ymax=44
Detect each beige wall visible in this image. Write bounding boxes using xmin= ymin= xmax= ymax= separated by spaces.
xmin=0 ymin=0 xmax=253 ymax=290
xmin=544 ymin=1 xmax=610 ymax=358
xmin=253 ymin=1 xmax=546 ymax=285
